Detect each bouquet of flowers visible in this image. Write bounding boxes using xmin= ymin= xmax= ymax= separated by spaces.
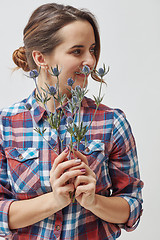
xmin=26 ymin=64 xmax=109 ymax=156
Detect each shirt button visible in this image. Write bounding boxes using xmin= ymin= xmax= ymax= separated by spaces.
xmin=85 ymin=147 xmax=90 ymax=152
xmin=56 ymin=225 xmax=60 ymax=231
xmin=54 ymin=148 xmax=57 ymax=151
xmin=18 ymin=154 xmax=23 ymax=160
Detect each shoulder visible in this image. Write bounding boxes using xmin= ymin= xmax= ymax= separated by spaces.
xmin=0 ymin=98 xmax=27 ymax=118
xmin=83 ymin=96 xmax=126 ymax=119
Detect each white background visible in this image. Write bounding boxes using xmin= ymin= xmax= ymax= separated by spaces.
xmin=0 ymin=0 xmax=159 ymax=239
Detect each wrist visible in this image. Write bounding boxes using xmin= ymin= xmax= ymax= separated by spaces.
xmin=43 ymin=192 xmax=58 ymax=215
xmin=86 ymin=194 xmax=98 ymax=212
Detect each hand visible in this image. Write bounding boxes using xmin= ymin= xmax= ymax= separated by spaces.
xmin=49 ymin=148 xmax=86 ymax=212
xmin=72 ymin=149 xmax=97 ymax=210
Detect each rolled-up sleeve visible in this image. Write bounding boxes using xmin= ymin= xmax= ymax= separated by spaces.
xmin=0 ymin=135 xmax=17 ymax=237
xmin=109 ymin=109 xmax=144 ymax=231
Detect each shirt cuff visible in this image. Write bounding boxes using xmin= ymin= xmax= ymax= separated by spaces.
xmin=118 ymin=196 xmax=143 ymax=232
xmin=0 ymin=199 xmax=17 ymax=237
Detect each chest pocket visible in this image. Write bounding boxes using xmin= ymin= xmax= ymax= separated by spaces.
xmin=5 ymin=147 xmax=42 ymax=195
xmin=79 ymin=140 xmax=111 ymax=194
xmin=80 ymin=139 xmax=105 ymax=170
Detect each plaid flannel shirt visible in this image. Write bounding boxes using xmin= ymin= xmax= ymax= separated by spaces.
xmin=0 ymin=91 xmax=143 ymax=240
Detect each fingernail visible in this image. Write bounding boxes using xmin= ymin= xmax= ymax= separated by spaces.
xmin=75 ymin=159 xmax=81 ymax=163
xmin=64 ymin=147 xmax=69 ymax=153
xmin=80 ymin=168 xmax=86 ymax=173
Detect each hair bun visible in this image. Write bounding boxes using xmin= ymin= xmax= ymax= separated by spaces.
xmin=12 ymin=47 xmax=30 ymax=72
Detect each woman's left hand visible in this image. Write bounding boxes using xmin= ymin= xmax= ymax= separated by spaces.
xmin=72 ymin=149 xmax=97 ymax=209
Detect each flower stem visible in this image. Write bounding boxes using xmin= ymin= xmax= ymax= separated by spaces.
xmin=37 ymin=131 xmax=58 ymax=155
xmin=34 ymin=78 xmax=50 ymax=116
xmin=87 ymin=77 xmax=103 ymax=131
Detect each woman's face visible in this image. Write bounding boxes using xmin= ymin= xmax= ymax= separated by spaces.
xmin=45 ymin=20 xmax=96 ymax=96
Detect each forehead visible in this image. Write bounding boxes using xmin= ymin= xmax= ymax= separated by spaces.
xmin=58 ymin=20 xmax=95 ymax=46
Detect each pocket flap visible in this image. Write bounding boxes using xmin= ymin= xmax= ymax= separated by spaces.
xmin=82 ymin=139 xmax=105 ymax=155
xmin=5 ymin=147 xmax=39 ymax=162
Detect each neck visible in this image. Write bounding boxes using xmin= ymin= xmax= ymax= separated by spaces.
xmin=35 ymin=72 xmax=69 ymax=113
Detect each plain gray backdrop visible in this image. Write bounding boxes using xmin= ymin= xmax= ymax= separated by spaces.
xmin=0 ymin=0 xmax=159 ymax=239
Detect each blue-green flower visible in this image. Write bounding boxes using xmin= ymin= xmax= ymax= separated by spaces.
xmin=29 ymin=69 xmax=39 ymax=79
xmin=97 ymin=64 xmax=109 ymax=78
xmin=98 ymin=68 xmax=105 ymax=77
xmin=48 ymin=85 xmax=56 ymax=96
xmin=75 ymin=85 xmax=81 ymax=92
xmin=82 ymin=65 xmax=90 ymax=75
xmin=67 ymin=78 xmax=74 ymax=87
xmin=51 ymin=66 xmax=60 ymax=76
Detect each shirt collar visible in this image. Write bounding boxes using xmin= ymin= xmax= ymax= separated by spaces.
xmin=26 ymin=90 xmax=76 ymax=124
xmin=26 ymin=90 xmax=46 ymax=124
xmin=26 ymin=90 xmax=94 ymax=124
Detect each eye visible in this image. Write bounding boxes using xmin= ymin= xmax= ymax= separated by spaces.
xmin=90 ymin=46 xmax=96 ymax=55
xmin=72 ymin=49 xmax=81 ymax=55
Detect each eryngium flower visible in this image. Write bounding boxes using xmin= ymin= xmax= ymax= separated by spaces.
xmin=67 ymin=78 xmax=74 ymax=87
xmin=98 ymin=68 xmax=105 ymax=77
xmin=29 ymin=69 xmax=39 ymax=79
xmin=82 ymin=65 xmax=90 ymax=75
xmin=49 ymin=85 xmax=56 ymax=96
xmin=75 ymin=85 xmax=81 ymax=92
xmin=52 ymin=66 xmax=60 ymax=76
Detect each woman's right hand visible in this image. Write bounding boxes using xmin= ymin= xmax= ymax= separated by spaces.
xmin=49 ymin=147 xmax=85 ymax=211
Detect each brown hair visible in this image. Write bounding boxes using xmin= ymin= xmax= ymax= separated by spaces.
xmin=12 ymin=3 xmax=101 ymax=81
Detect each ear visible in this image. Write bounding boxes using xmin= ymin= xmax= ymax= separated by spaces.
xmin=32 ymin=50 xmax=48 ymax=69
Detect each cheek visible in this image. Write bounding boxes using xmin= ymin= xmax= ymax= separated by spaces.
xmin=64 ymin=62 xmax=79 ymax=76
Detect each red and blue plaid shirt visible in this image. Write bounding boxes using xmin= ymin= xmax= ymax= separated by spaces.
xmin=0 ymin=91 xmax=143 ymax=239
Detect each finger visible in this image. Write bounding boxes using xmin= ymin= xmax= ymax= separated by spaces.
xmin=69 ymin=162 xmax=96 ymax=178
xmin=56 ymin=183 xmax=75 ymax=195
xmin=72 ymin=149 xmax=88 ymax=165
xmin=53 ymin=159 xmax=82 ymax=179
xmin=51 ymin=147 xmax=69 ymax=172
xmin=58 ymin=169 xmax=86 ymax=186
xmin=75 ymin=183 xmax=95 ymax=198
xmin=74 ymin=175 xmax=90 ymax=188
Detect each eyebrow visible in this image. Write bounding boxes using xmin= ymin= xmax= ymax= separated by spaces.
xmin=70 ymin=43 xmax=96 ymax=49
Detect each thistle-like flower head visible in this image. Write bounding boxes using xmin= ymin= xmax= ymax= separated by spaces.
xmin=51 ymin=66 xmax=60 ymax=76
xmin=48 ymin=85 xmax=57 ymax=96
xmin=29 ymin=69 xmax=39 ymax=79
xmin=67 ymin=78 xmax=74 ymax=87
xmin=98 ymin=68 xmax=105 ymax=77
xmin=82 ymin=65 xmax=90 ymax=75
xmin=96 ymin=64 xmax=110 ymax=78
xmin=75 ymin=85 xmax=81 ymax=92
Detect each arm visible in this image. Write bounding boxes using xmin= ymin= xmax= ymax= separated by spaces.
xmin=73 ymin=150 xmax=130 ymax=224
xmin=8 ymin=148 xmax=86 ymax=230
xmin=107 ymin=109 xmax=144 ymax=230
xmin=72 ymin=109 xmax=143 ymax=229
xmin=9 ymin=192 xmax=57 ymax=229
xmin=88 ymin=195 xmax=130 ymax=224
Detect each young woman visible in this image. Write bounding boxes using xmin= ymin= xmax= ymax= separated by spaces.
xmin=0 ymin=3 xmax=143 ymax=240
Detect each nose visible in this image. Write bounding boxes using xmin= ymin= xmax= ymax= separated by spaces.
xmin=82 ymin=52 xmax=96 ymax=70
